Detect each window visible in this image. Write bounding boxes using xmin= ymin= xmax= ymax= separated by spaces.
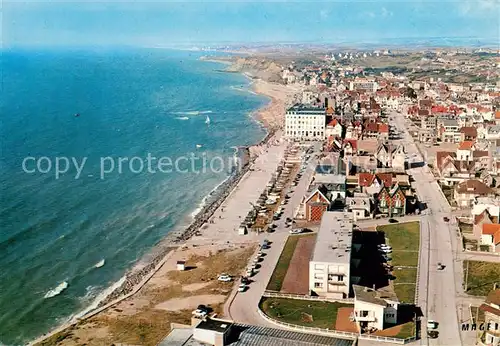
xmin=338 ymin=275 xmax=344 ymax=282
xmin=314 ymin=282 xmax=323 ymax=288
xmin=395 ymin=198 xmax=402 ymax=208
xmin=380 ymin=198 xmax=387 ymax=207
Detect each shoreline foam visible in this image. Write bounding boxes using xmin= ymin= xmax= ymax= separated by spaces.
xmin=30 ymin=58 xmax=290 ymax=346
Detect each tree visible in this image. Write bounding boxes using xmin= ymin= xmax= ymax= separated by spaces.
xmin=405 ymin=87 xmax=417 ymax=99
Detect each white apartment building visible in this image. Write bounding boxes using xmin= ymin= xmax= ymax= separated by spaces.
xmin=353 ymin=285 xmax=399 ymax=332
xmin=285 ymin=104 xmax=326 ymax=141
xmin=309 ymin=211 xmax=352 ymax=299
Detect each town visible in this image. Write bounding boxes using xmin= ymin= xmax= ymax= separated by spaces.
xmin=36 ymin=48 xmax=500 ymax=346
xmin=157 ymin=48 xmax=500 ymax=346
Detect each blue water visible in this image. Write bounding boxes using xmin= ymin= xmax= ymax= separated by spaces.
xmin=0 ymin=48 xmax=267 ymax=345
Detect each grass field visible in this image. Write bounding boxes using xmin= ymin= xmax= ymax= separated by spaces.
xmin=393 ymin=268 xmax=418 ymax=284
xmin=395 ymin=322 xmax=416 ymax=339
xmin=390 ymin=251 xmax=419 ymax=267
xmin=266 ymin=234 xmax=315 ymax=291
xmin=377 ymin=222 xmax=420 ymax=303
xmin=378 ymin=222 xmax=420 ymax=251
xmin=260 ymin=297 xmax=352 ymax=329
xmin=464 ymin=260 xmax=500 ymax=296
xmin=392 ymin=284 xmax=416 ymax=304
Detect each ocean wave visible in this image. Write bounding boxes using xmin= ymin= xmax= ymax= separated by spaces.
xmin=74 ymin=276 xmax=127 ymax=320
xmin=230 ymin=86 xmax=257 ymax=95
xmin=189 ymin=175 xmax=231 ymax=219
xmin=173 ymin=110 xmax=212 ymax=116
xmin=44 ymin=281 xmax=68 ymax=299
xmin=175 ymin=116 xmax=189 ymax=120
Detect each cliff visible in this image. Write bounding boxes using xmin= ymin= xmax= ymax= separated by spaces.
xmin=202 ymin=56 xmax=283 ymax=83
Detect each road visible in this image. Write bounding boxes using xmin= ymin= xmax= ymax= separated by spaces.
xmin=224 ymin=146 xmax=318 ymax=325
xmin=391 ymin=111 xmax=463 ymax=346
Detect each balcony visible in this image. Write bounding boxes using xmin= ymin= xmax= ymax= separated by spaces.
xmin=355 ymin=311 xmax=376 ymax=322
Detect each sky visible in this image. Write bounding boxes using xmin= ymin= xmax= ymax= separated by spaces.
xmin=2 ymin=0 xmax=499 ymax=48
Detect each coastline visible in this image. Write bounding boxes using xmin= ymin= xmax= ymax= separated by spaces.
xmin=30 ymin=59 xmax=293 ymax=346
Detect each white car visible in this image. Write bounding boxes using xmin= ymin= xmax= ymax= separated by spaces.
xmin=238 ymin=284 xmax=248 ymax=292
xmin=378 ymin=248 xmax=392 ymax=253
xmin=192 ymin=308 xmax=208 ymax=318
xmin=289 ymin=228 xmax=303 ymax=234
xmin=377 ymin=244 xmax=392 ymax=249
xmin=217 ymin=274 xmax=232 ymax=282
xmin=427 ymin=320 xmax=438 ymax=330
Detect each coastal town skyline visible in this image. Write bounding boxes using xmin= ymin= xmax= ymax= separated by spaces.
xmin=3 ymin=0 xmax=499 ymax=48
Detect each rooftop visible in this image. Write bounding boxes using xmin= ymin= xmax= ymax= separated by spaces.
xmin=287 ymin=103 xmax=326 ymax=115
xmin=353 ymin=285 xmax=399 ymax=306
xmin=196 ymin=318 xmax=233 ymax=332
xmin=160 ymin=322 xmax=355 ymax=346
xmin=313 ymin=173 xmax=347 ymax=185
xmin=311 ymin=211 xmax=353 ymax=264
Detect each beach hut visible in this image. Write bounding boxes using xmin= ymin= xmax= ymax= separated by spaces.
xmin=176 ymin=260 xmax=186 ymax=271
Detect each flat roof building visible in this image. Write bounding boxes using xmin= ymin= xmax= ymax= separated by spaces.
xmin=309 ymin=211 xmax=353 ymax=299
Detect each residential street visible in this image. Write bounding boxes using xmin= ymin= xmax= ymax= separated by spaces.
xmin=391 ymin=111 xmax=463 ymax=346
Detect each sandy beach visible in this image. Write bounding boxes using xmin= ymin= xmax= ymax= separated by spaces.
xmin=32 ymin=73 xmax=297 ymax=345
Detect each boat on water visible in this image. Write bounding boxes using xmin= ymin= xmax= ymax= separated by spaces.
xmin=196 ymin=144 xmax=203 ymax=148
xmin=205 ymin=115 xmax=210 ymax=124
xmin=74 ymin=113 xmax=80 ymax=117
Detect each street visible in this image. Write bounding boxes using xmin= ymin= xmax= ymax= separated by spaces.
xmin=391 ymin=111 xmax=463 ymax=346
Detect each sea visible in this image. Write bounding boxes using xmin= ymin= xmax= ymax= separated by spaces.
xmin=0 ymin=48 xmax=268 ymax=345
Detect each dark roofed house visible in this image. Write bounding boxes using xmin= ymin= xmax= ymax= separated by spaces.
xmin=454 ymin=179 xmax=495 ymax=208
xmin=460 ymin=126 xmax=478 ymax=141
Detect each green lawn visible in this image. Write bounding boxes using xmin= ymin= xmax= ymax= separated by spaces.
xmin=393 ymin=268 xmax=418 ymax=284
xmin=464 ymin=261 xmax=500 ymax=296
xmin=377 ymin=222 xmax=420 ymax=303
xmin=377 ymin=222 xmax=420 ymax=251
xmin=266 ymin=234 xmax=315 ymax=291
xmin=393 ymin=284 xmax=416 ymax=304
xmin=395 ymin=322 xmax=416 ymax=339
xmin=260 ymin=297 xmax=352 ymax=329
xmin=390 ymin=251 xmax=419 ymax=267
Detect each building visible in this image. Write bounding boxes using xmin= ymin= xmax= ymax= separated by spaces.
xmin=454 ymin=179 xmax=495 ymax=208
xmin=326 ymin=119 xmax=344 ymax=138
xmin=480 ymin=224 xmax=500 ymax=253
xmin=353 ymin=285 xmax=399 ymax=332
xmin=377 ymin=184 xmax=407 ymax=217
xmin=159 ymin=317 xmax=356 ymax=346
xmin=478 ymin=289 xmax=500 ymax=346
xmin=285 ymin=104 xmax=326 ymax=141
xmin=309 ymin=211 xmax=353 ymax=299
xmin=346 ymin=193 xmax=373 ymax=221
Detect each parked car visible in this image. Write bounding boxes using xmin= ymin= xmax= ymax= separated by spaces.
xmin=388 ymin=218 xmax=398 ymax=223
xmin=285 ymin=217 xmax=292 ymax=223
xmin=379 ymin=248 xmax=392 ymax=254
xmin=192 ymin=305 xmax=209 ymax=317
xmin=217 ymin=274 xmax=232 ymax=282
xmin=245 ymin=268 xmax=254 ymax=276
xmin=443 ymin=217 xmax=449 ymax=222
xmin=437 ymin=262 xmax=445 ymax=270
xmin=238 ymin=284 xmax=248 ymax=292
xmin=427 ymin=330 xmax=439 ymax=339
xmin=289 ymin=228 xmax=304 ymax=234
xmin=240 ymin=276 xmax=250 ymax=284
xmin=427 ymin=320 xmax=438 ymax=330
xmin=377 ymin=244 xmax=392 ymax=250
